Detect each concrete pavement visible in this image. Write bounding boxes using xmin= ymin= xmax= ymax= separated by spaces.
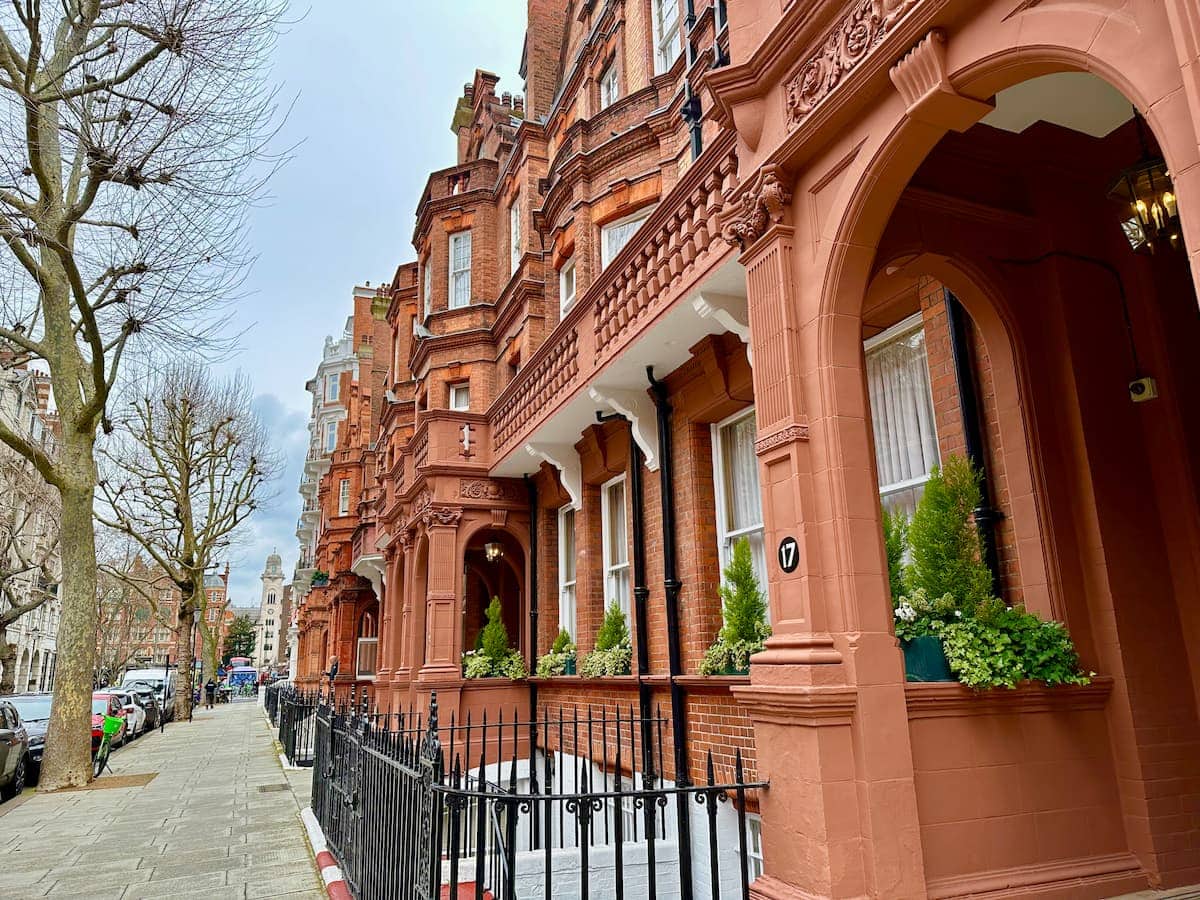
xmin=0 ymin=699 xmax=324 ymax=899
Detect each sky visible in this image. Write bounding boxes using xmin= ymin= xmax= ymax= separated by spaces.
xmin=221 ymin=3 xmax=527 ymax=607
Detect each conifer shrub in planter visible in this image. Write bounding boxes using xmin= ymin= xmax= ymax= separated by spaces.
xmin=579 ymin=602 xmax=632 ymax=677
xmin=889 ymin=455 xmax=1090 ymax=689
xmin=462 ymin=597 xmax=526 ymax=679
xmin=536 ymin=628 xmax=577 ymax=677
xmin=699 ymin=537 xmax=771 ymax=675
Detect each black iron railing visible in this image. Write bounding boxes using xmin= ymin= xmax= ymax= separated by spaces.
xmin=264 ymin=683 xmax=283 ymax=726
xmin=312 ymin=689 xmax=765 ymax=900
xmin=276 ymin=685 xmax=318 ymax=767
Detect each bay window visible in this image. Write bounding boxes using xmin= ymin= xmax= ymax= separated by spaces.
xmin=324 ymin=421 xmax=338 ymax=453
xmin=449 ymin=230 xmax=472 ymax=308
xmin=599 ymin=63 xmax=619 ymax=110
xmin=864 ymin=313 xmax=940 ymax=517
xmin=325 ymin=373 xmax=339 ymax=402
xmin=558 ymin=505 xmax=577 ymax=638
xmin=601 ymin=476 xmax=631 ymax=622
xmin=601 ymin=212 xmax=650 ymax=269
xmin=338 ymin=478 xmax=350 ymax=516
xmin=422 ymin=257 xmax=432 ymax=318
xmin=449 ymin=382 xmax=470 ymax=411
xmin=713 ymin=408 xmax=768 ymax=616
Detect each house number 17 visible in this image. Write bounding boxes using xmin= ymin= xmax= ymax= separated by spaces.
xmin=777 ymin=536 xmax=800 ymax=573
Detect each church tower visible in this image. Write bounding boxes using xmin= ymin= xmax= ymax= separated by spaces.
xmin=256 ymin=551 xmax=285 ymax=668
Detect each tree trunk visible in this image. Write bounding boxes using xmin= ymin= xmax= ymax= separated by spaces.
xmin=175 ymin=603 xmax=196 ymax=721
xmin=0 ymin=642 xmax=15 ymax=695
xmin=39 ymin=475 xmax=98 ymax=790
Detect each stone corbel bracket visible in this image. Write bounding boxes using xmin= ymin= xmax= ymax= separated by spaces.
xmin=525 ymin=442 xmax=583 ymax=509
xmin=693 ymin=292 xmax=753 ymax=367
xmin=588 ymin=386 xmax=660 ymax=472
xmin=718 ymin=163 xmax=793 ymax=251
xmin=889 ymin=29 xmax=994 ymax=132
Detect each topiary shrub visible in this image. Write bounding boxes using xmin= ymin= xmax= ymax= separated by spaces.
xmin=580 ymin=602 xmax=632 ymax=677
xmin=903 ymin=455 xmax=994 ymax=609
xmin=462 ymin=596 xmax=526 ymax=679
xmin=699 ymin=537 xmax=771 ymax=675
xmin=535 ymin=628 xmax=577 ymax=677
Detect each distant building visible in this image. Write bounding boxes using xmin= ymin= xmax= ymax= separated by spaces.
xmin=254 ymin=552 xmax=286 ymax=669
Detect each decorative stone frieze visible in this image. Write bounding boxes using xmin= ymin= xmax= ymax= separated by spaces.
xmin=754 ymin=423 xmax=810 ymax=456
xmin=784 ymin=0 xmax=920 ymax=129
xmin=459 ymin=478 xmax=524 ymax=502
xmin=422 ymin=505 xmax=462 ymax=529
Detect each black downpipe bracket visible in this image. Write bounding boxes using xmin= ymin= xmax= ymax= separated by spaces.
xmin=648 ymin=367 xmax=696 ymax=899
xmin=943 ymin=290 xmax=1003 ymax=598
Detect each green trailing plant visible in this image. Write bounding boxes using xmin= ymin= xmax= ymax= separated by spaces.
xmin=310 ymin=570 xmax=329 ymax=586
xmin=580 ymin=602 xmax=632 ymax=677
xmin=699 ymin=537 xmax=772 ymax=675
xmin=535 ymin=628 xmax=577 ymax=677
xmin=881 ymin=507 xmax=907 ymax=602
xmin=903 ymin=455 xmax=993 ymax=609
xmin=938 ymin=599 xmax=1091 ymax=689
xmin=462 ymin=596 xmax=526 ymax=679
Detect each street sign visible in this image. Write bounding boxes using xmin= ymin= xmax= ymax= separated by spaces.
xmin=777 ymin=536 xmax=800 ymax=573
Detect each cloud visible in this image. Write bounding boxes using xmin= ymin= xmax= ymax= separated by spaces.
xmin=222 ymin=392 xmax=309 ymax=605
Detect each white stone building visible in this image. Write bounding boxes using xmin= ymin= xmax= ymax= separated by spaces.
xmin=255 ymin=552 xmax=286 ymax=669
xmin=0 ymin=366 xmax=61 ymax=694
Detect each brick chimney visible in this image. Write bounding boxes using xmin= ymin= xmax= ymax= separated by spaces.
xmin=523 ymin=0 xmax=568 ymax=121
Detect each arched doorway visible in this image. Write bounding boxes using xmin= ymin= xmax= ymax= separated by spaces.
xmin=822 ymin=62 xmax=1200 ymax=893
xmin=461 ymin=528 xmax=525 ymax=659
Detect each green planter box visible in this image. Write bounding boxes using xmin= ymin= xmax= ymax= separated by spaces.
xmin=563 ymin=657 xmax=576 ymax=676
xmin=902 ymin=635 xmax=955 ymax=682
xmin=719 ymin=664 xmax=750 ymax=676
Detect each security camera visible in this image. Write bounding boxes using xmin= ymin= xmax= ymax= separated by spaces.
xmin=1129 ymin=376 xmax=1159 ymax=403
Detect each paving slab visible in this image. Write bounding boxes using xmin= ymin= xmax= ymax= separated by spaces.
xmin=0 ymin=700 xmax=323 ymax=900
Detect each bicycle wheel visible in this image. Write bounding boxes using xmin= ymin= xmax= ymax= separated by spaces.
xmin=93 ymin=739 xmax=110 ymax=778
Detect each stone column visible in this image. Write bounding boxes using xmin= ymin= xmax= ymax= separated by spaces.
xmin=720 ymin=165 xmax=925 ymax=899
xmin=376 ymin=549 xmax=394 ymax=683
xmin=418 ymin=506 xmax=463 ymax=680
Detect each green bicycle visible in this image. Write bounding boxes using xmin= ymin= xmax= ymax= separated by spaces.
xmin=93 ymin=713 xmax=124 ymax=778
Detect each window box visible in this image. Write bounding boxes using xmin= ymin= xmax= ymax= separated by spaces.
xmin=901 ymin=634 xmax=954 ymax=683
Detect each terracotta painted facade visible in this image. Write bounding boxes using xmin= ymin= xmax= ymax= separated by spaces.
xmin=292 ymin=0 xmax=1200 ymax=895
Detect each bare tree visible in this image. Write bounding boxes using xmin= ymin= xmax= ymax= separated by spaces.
xmin=97 ymin=362 xmax=277 ymax=721
xmin=0 ymin=2 xmax=284 ymax=787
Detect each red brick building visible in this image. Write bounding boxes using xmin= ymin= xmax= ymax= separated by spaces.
xmin=293 ymin=0 xmax=1200 ymax=896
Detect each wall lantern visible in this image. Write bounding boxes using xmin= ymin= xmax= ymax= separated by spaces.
xmin=484 ymin=542 xmax=504 ymax=563
xmin=1110 ymin=114 xmax=1181 ymax=253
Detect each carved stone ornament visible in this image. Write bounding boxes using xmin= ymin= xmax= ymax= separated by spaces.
xmin=785 ymin=0 xmax=919 ymax=129
xmin=398 ymin=527 xmax=416 ymax=552
xmin=422 ymin=505 xmax=462 ymax=529
xmin=755 ymin=423 xmax=810 ymax=456
xmin=459 ymin=478 xmax=524 ymax=502
xmin=719 ymin=164 xmax=793 ymax=251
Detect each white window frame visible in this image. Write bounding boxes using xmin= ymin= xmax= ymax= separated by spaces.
xmin=746 ymin=813 xmax=765 ymax=880
xmin=711 ymin=407 xmax=769 ymax=622
xmin=422 ymin=258 xmax=432 ymax=318
xmin=449 ymin=230 xmax=472 ymax=309
xmin=558 ymin=505 xmax=577 ymax=639
xmin=652 ymin=0 xmax=681 ymax=75
xmin=559 ymin=258 xmax=577 ymax=315
xmin=863 ymin=312 xmax=940 ymax=513
xmin=601 ymin=211 xmax=650 ymax=269
xmin=325 ymin=373 xmax=339 ymax=402
xmin=599 ymin=62 xmax=619 ymax=110
xmin=509 ymin=196 xmax=521 ymax=275
xmin=449 ymin=382 xmax=470 ymax=411
xmin=600 ymin=475 xmax=630 ymax=623
xmin=324 ymin=421 xmax=338 ymax=453
xmin=338 ymin=479 xmax=351 ymax=516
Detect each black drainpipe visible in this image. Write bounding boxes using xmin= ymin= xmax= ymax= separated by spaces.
xmin=524 ymin=475 xmax=541 ymax=846
xmin=648 ymin=366 xmax=695 ymax=899
xmin=596 ymin=412 xmax=656 ymax=776
xmin=943 ymin=290 xmax=1003 ymax=598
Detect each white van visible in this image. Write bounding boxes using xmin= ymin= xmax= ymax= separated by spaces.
xmin=121 ymin=668 xmax=177 ymax=722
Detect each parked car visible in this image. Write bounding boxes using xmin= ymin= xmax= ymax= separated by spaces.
xmin=100 ymin=688 xmax=146 ymax=738
xmin=124 ymin=684 xmax=159 ymax=730
xmin=91 ymin=693 xmax=127 ymax=750
xmin=121 ymin=669 xmax=176 ymax=722
xmin=0 ymin=699 xmax=30 ymax=800
xmin=6 ymin=693 xmax=50 ymax=783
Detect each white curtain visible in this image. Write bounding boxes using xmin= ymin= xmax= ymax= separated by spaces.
xmin=866 ymin=326 xmax=939 ymax=495
xmin=559 ymin=508 xmax=577 ymax=638
xmin=604 ymin=481 xmax=630 ymax=620
xmin=602 ymin=215 xmax=647 ymax=267
xmin=718 ymin=412 xmax=769 ymax=615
